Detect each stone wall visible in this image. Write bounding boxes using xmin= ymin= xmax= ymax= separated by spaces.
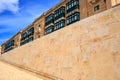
xmin=0 ymin=46 xmax=1 ymax=54
xmin=111 ymin=0 xmax=120 ymax=6
xmin=0 ymin=5 xmax=120 ymax=80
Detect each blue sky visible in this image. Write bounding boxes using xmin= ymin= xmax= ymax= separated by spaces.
xmin=0 ymin=0 xmax=60 ymax=45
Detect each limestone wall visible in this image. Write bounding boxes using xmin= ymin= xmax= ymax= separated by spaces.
xmin=0 ymin=5 xmax=120 ymax=80
xmin=0 ymin=46 xmax=1 ymax=54
xmin=111 ymin=0 xmax=120 ymax=6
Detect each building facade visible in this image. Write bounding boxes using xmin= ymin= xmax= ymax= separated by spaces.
xmin=1 ymin=0 xmax=120 ymax=54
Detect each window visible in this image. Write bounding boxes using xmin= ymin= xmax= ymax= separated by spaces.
xmin=54 ymin=19 xmax=65 ymax=31
xmin=38 ymin=24 xmax=41 ymax=27
xmin=21 ymin=27 xmax=34 ymax=41
xmin=28 ymin=37 xmax=33 ymax=42
xmin=4 ymin=40 xmax=14 ymax=53
xmin=21 ymin=32 xmax=27 ymax=40
xmin=38 ymin=35 xmax=40 ymax=38
xmin=45 ymin=14 xmax=54 ymax=26
xmin=20 ymin=27 xmax=34 ymax=46
xmin=66 ymin=0 xmax=79 ymax=13
xmin=66 ymin=12 xmax=80 ymax=25
xmin=27 ymin=28 xmax=34 ymax=37
xmin=45 ymin=26 xmax=54 ymax=35
xmin=54 ymin=6 xmax=65 ymax=20
xmin=20 ymin=37 xmax=33 ymax=46
xmin=94 ymin=5 xmax=100 ymax=12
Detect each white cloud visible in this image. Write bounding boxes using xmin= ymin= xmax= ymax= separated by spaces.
xmin=0 ymin=0 xmax=19 ymax=13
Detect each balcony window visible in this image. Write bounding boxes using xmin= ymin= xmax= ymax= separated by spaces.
xmin=54 ymin=6 xmax=65 ymax=20
xmin=66 ymin=0 xmax=79 ymax=13
xmin=21 ymin=27 xmax=34 ymax=41
xmin=21 ymin=32 xmax=27 ymax=40
xmin=20 ymin=27 xmax=34 ymax=46
xmin=45 ymin=26 xmax=54 ymax=35
xmin=45 ymin=14 xmax=54 ymax=26
xmin=4 ymin=40 xmax=14 ymax=53
xmin=27 ymin=28 xmax=34 ymax=36
xmin=54 ymin=19 xmax=65 ymax=31
xmin=20 ymin=37 xmax=33 ymax=46
xmin=66 ymin=12 xmax=80 ymax=25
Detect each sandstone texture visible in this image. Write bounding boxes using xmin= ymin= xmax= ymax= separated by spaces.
xmin=0 ymin=61 xmax=44 ymax=80
xmin=0 ymin=5 xmax=120 ymax=80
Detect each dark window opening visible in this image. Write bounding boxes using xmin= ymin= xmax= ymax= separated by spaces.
xmin=94 ymin=5 xmax=100 ymax=12
xmin=38 ymin=35 xmax=40 ymax=38
xmin=104 ymin=0 xmax=106 ymax=3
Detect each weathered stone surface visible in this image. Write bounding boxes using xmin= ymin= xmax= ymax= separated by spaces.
xmin=0 ymin=46 xmax=1 ymax=54
xmin=0 ymin=61 xmax=45 ymax=80
xmin=0 ymin=5 xmax=120 ymax=80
